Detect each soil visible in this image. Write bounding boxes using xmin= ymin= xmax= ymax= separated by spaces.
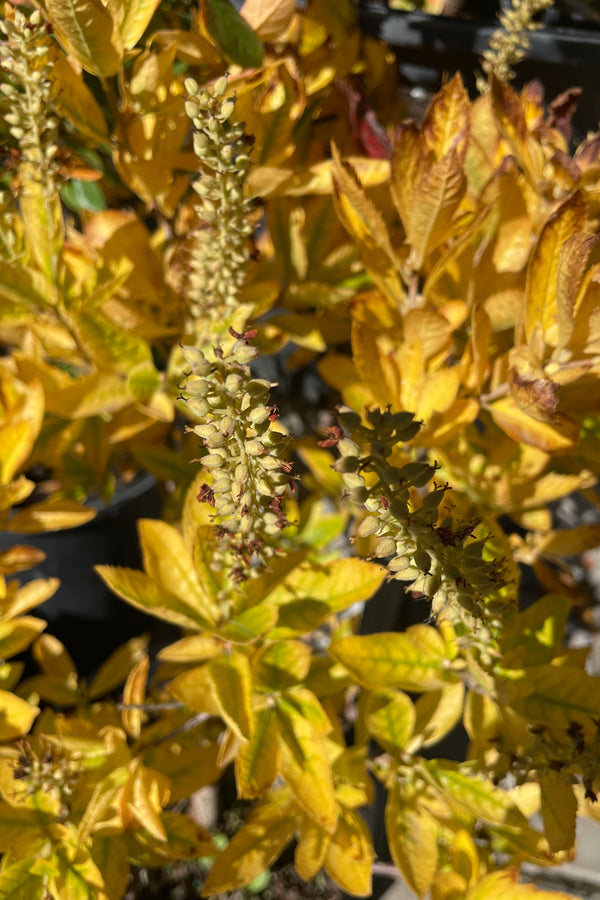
xmin=124 ymin=861 xmax=343 ymax=900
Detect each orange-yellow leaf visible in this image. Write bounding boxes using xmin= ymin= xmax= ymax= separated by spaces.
xmin=489 ymin=397 xmax=578 ymax=452
xmin=89 ymin=634 xmax=149 ymax=701
xmin=524 ymin=193 xmax=587 ymax=346
xmin=45 ymin=0 xmax=124 ymax=76
xmin=121 ymin=654 xmax=149 ymax=739
xmin=295 ymin=817 xmax=330 ymax=880
xmin=240 ymin=0 xmax=296 ymax=41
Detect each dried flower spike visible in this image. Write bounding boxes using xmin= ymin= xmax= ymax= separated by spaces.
xmin=477 ymin=0 xmax=554 ymax=91
xmin=180 ymin=333 xmax=292 ymax=581
xmin=184 ymin=75 xmax=256 ymax=333
xmin=333 ymin=407 xmax=508 ymax=623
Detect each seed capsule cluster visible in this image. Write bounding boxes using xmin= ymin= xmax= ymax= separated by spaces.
xmin=184 ymin=75 xmax=255 ymax=329
xmin=181 ymin=331 xmax=292 ymax=581
xmin=12 ymin=737 xmax=81 ymax=807
xmin=0 ymin=9 xmax=59 ymax=202
xmin=332 ymin=407 xmax=507 ymax=620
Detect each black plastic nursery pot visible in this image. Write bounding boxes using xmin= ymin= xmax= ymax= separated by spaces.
xmin=358 ymin=1 xmax=600 ymax=135
xmin=0 ymin=473 xmax=173 ymax=676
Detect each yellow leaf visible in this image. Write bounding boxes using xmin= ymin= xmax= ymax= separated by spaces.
xmin=95 ymin=566 xmax=207 ymax=631
xmin=536 ymin=524 xmax=600 ymax=558
xmin=207 ymin=651 xmax=254 ymax=742
xmin=409 ymin=682 xmax=465 ymax=750
xmin=32 ymin=633 xmax=77 ymax=679
xmin=138 ymin=519 xmax=220 ymax=626
xmin=351 ymin=321 xmax=402 ymax=407
xmin=422 ymin=74 xmax=470 ymax=162
xmin=330 ymin=625 xmax=452 ymax=691
xmin=121 ymin=654 xmax=149 ymax=739
xmin=90 ymin=836 xmax=129 ymax=900
xmin=19 ymin=164 xmax=63 ymax=283
xmin=114 ymin=0 xmax=161 ymax=49
xmin=489 ymin=397 xmax=578 ymax=452
xmin=539 ymin=770 xmax=577 ymax=852
xmin=556 ymin=233 xmax=598 ymax=350
xmin=4 ymin=577 xmax=58 ymax=620
xmin=253 ymin=640 xmax=311 ymax=691
xmin=0 ymin=383 xmax=44 ymax=484
xmin=0 ymin=858 xmax=43 ymax=900
xmin=45 ymin=0 xmax=124 ymax=76
xmin=0 ymin=689 xmax=38 ymax=740
xmin=44 ymin=373 xmax=131 ymax=419
xmin=240 ymin=0 xmax=296 ymax=41
xmin=425 ymin=759 xmax=528 ymax=827
xmin=56 ymin=842 xmax=110 ymax=900
xmin=158 ymin=634 xmax=223 ymax=664
xmin=7 ymin=499 xmax=95 ymax=533
xmin=121 ymin=759 xmax=169 ymax=842
xmin=295 ymin=817 xmax=330 ymax=879
xmin=236 ymin=704 xmax=280 ymax=798
xmin=524 ymin=193 xmax=587 ymax=346
xmin=386 ymin=784 xmax=439 ymax=899
xmin=406 ymin=152 xmax=467 ymax=270
xmin=276 ymin=698 xmax=338 ymax=833
xmin=168 ymin=665 xmax=222 ymax=718
xmin=0 ymin=617 xmax=46 ymax=660
xmin=324 ymin=808 xmax=374 ymax=896
xmin=507 ymin=665 xmax=600 ymax=728
xmin=331 ymin=145 xmax=404 ymax=305
xmin=467 ymin=869 xmax=578 ymax=900
xmin=202 ymin=792 xmax=298 ymax=894
xmin=52 ymin=53 xmax=109 ymax=143
xmin=364 ymin=688 xmax=415 ymax=753
xmin=144 ymin=738 xmax=220 ymax=803
xmin=264 ymin=557 xmax=384 ymax=614
xmin=89 ymin=634 xmax=149 ymax=701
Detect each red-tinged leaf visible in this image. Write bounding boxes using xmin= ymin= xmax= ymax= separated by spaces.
xmin=236 ymin=705 xmax=280 ymax=798
xmin=202 ymin=793 xmax=298 ymax=894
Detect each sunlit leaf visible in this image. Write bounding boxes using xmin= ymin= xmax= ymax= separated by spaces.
xmin=324 ymin=808 xmax=374 ymax=897
xmin=45 ymin=0 xmax=124 ymax=76
xmin=330 ymin=626 xmax=453 ymax=691
xmin=240 ymin=0 xmax=296 ymax=41
xmin=0 ymin=689 xmax=38 ymax=740
xmin=467 ymin=870 xmax=578 ymax=899
xmin=207 ymin=651 xmax=254 ymax=742
xmin=386 ymin=783 xmax=438 ymax=899
xmin=203 ymin=792 xmax=297 ymax=894
xmin=236 ymin=705 xmax=280 ymax=798
xmin=364 ymin=688 xmax=415 ymax=753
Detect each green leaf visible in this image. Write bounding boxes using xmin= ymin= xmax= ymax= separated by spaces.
xmin=203 ymin=0 xmax=264 ymax=67
xmin=253 ymin=640 xmax=311 ymax=691
xmin=330 ymin=625 xmax=453 ymax=691
xmin=61 ymin=180 xmax=107 ymax=213
xmin=0 ymin=857 xmax=43 ymax=900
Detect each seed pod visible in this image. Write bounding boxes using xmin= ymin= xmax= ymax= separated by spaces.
xmin=357 ymin=516 xmax=380 ymax=538
xmin=414 ymin=548 xmax=432 ymax=573
xmin=374 ymin=536 xmax=397 ymax=558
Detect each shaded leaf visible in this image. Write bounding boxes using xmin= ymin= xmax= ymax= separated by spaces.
xmin=236 ymin=705 xmax=280 ymax=798
xmin=539 ymin=770 xmax=577 ymax=853
xmin=45 ymin=0 xmax=124 ymax=76
xmin=202 ymin=0 xmax=264 ymax=67
xmin=207 ymin=652 xmax=254 ymax=742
